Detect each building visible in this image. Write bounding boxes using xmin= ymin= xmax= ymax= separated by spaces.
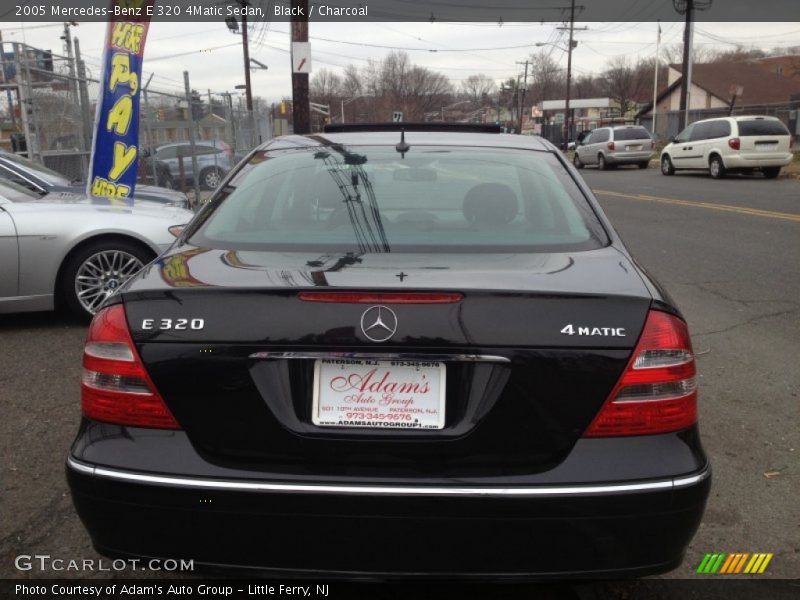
xmin=637 ymin=61 xmax=800 ymax=140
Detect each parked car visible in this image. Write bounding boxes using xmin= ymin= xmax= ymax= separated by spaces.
xmin=0 ymin=179 xmax=193 ymax=318
xmin=573 ymin=125 xmax=655 ymax=170
xmin=154 ymin=140 xmax=236 ymax=190
xmin=0 ymin=150 xmax=190 ymax=209
xmin=137 ymin=149 xmax=176 ymax=190
xmin=67 ymin=123 xmax=709 ymax=578
xmin=660 ymin=115 xmax=794 ymax=179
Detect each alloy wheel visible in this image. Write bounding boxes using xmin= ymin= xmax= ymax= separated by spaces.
xmin=74 ymin=250 xmax=144 ymax=314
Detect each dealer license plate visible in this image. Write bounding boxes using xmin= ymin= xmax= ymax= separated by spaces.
xmin=312 ymin=359 xmax=446 ymax=430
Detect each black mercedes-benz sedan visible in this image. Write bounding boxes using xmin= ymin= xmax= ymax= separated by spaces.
xmin=67 ymin=124 xmax=710 ymax=578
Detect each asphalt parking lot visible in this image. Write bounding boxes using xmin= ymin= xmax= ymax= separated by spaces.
xmin=1 ymin=165 xmax=798 ymax=584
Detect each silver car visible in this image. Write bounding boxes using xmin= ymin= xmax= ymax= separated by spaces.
xmin=573 ymin=125 xmax=655 ymax=170
xmin=0 ymin=149 xmax=190 ymax=209
xmin=155 ymin=140 xmax=236 ymax=190
xmin=0 ymin=180 xmax=194 ymax=318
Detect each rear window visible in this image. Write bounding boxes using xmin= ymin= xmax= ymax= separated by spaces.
xmin=614 ymin=128 xmax=651 ymax=141
xmin=737 ymin=120 xmax=790 ymax=136
xmin=188 ymin=145 xmax=608 ymax=253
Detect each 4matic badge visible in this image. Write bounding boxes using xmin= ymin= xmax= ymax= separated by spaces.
xmin=560 ymin=324 xmax=626 ymax=337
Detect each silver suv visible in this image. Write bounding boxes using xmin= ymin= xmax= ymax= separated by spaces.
xmin=155 ymin=140 xmax=236 ymax=190
xmin=573 ymin=126 xmax=655 ymax=170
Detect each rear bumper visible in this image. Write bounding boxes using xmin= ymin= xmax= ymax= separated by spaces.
xmin=67 ymin=455 xmax=710 ymax=578
xmin=606 ymin=151 xmax=654 ymax=164
xmin=724 ymin=153 xmax=793 ymax=168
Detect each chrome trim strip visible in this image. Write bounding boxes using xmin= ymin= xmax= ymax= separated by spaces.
xmin=672 ymin=470 xmax=711 ymax=488
xmin=67 ymin=457 xmax=709 ymax=497
xmin=249 ymin=351 xmax=511 ymax=363
xmin=67 ymin=458 xmax=95 ymax=475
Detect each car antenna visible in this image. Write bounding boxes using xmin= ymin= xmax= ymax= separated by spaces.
xmin=395 ymin=129 xmax=410 ymax=158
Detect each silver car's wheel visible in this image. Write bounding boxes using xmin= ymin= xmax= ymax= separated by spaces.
xmin=74 ymin=250 xmax=145 ymax=315
xmin=62 ymin=240 xmax=153 ymax=319
xmin=200 ymin=167 xmax=224 ymax=190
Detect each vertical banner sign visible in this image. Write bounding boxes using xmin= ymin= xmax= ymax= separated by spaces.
xmin=87 ymin=0 xmax=154 ymax=205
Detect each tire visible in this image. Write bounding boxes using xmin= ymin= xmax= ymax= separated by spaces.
xmin=763 ymin=167 xmax=781 ymax=179
xmin=573 ymin=153 xmax=584 ymax=169
xmin=598 ymin=154 xmax=607 ymax=171
xmin=199 ymin=167 xmax=225 ymax=190
xmin=709 ymin=155 xmax=726 ymax=179
xmin=638 ymin=161 xmax=650 ymax=169
xmin=157 ymin=169 xmax=175 ymax=189
xmin=661 ymin=155 xmax=675 ymax=176
xmin=61 ymin=239 xmax=153 ymax=320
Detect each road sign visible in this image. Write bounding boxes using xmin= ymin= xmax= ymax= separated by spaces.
xmin=392 ymin=111 xmax=403 ymax=122
xmin=292 ymin=42 xmax=311 ymax=74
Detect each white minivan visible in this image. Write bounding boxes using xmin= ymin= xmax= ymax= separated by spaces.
xmin=660 ymin=116 xmax=794 ymax=179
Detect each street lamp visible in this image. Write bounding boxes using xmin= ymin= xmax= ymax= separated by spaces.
xmin=441 ymin=100 xmax=471 ymax=122
xmin=340 ymin=95 xmax=371 ymax=123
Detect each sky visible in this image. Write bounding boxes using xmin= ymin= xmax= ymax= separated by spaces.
xmin=2 ymin=20 xmax=800 ymax=104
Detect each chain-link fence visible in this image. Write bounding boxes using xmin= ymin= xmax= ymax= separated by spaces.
xmin=0 ymin=41 xmax=272 ymax=195
xmin=642 ymin=102 xmax=800 ymax=142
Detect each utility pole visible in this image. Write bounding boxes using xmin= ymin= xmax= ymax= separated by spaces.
xmin=61 ymin=21 xmax=78 ymax=104
xmin=652 ymin=21 xmax=661 ymax=138
xmin=674 ymin=0 xmax=712 ymax=130
xmin=516 ymin=60 xmax=529 ymax=134
xmin=183 ymin=71 xmax=201 ymax=203
xmin=678 ymin=0 xmax=694 ymax=130
xmin=239 ymin=2 xmax=253 ymax=114
xmin=74 ymin=38 xmax=93 ymax=154
xmin=0 ymin=32 xmax=15 ymax=131
xmin=142 ymin=73 xmax=158 ymax=186
xmin=291 ymin=0 xmax=310 ymax=134
xmin=557 ymin=0 xmax=587 ymax=151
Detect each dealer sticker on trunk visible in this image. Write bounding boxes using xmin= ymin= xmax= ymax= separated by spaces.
xmin=312 ymin=359 xmax=446 ymax=430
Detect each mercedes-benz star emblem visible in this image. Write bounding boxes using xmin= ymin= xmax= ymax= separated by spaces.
xmin=360 ymin=305 xmax=398 ymax=343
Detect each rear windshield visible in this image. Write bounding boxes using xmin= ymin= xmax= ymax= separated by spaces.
xmin=188 ymin=145 xmax=608 ymax=254
xmin=738 ymin=120 xmax=790 ymax=136
xmin=614 ymin=128 xmax=651 ymax=141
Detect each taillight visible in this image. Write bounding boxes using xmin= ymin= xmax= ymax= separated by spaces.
xmin=728 ymin=137 xmax=741 ymax=150
xmin=607 ymin=142 xmax=615 ymax=151
xmin=790 ymin=136 xmax=795 ymax=151
xmin=298 ymin=291 xmax=463 ymax=304
xmin=81 ymin=304 xmax=180 ymax=429
xmin=583 ymin=310 xmax=697 ymax=437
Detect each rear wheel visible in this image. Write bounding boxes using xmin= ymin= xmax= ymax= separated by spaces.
xmin=157 ymin=168 xmax=175 ymax=189
xmin=709 ymin=155 xmax=726 ymax=179
xmin=661 ymin=155 xmax=675 ymax=176
xmin=61 ymin=239 xmax=153 ymax=319
xmin=200 ymin=167 xmax=224 ymax=190
xmin=573 ymin=153 xmax=584 ymax=169
xmin=598 ymin=154 xmax=607 ymax=171
xmin=638 ymin=161 xmax=650 ymax=169
xmin=763 ymin=167 xmax=781 ymax=179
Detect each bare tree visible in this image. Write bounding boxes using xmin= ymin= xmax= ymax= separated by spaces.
xmin=341 ymin=64 xmax=363 ymax=98
xmin=662 ymin=43 xmax=723 ymax=66
xmin=527 ymin=49 xmax=564 ymax=105
xmin=572 ymin=74 xmax=601 ymax=99
xmin=310 ymin=68 xmax=343 ymax=110
xmin=600 ymin=57 xmax=649 ymax=116
xmin=460 ymin=74 xmax=496 ymax=106
xmin=353 ymin=51 xmax=453 ymax=121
